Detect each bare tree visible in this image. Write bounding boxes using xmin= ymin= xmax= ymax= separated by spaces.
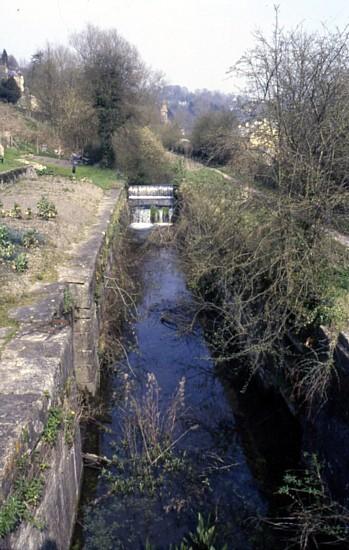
xmin=191 ymin=110 xmax=241 ymax=165
xmin=177 ymin=14 xmax=349 ymax=410
xmin=27 ymin=45 xmax=76 ymax=124
xmin=26 ymin=44 xmax=97 ymax=150
xmin=234 ymin=10 xmax=349 ymax=222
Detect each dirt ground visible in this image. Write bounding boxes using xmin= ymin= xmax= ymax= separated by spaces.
xmin=0 ymin=174 xmax=104 ymax=304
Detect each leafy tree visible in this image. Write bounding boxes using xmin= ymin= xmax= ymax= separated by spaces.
xmin=56 ymin=87 xmax=98 ymax=151
xmin=71 ymin=25 xmax=146 ymax=167
xmin=191 ymin=110 xmax=240 ymax=165
xmin=158 ymin=121 xmax=183 ymax=151
xmin=25 ymin=29 xmax=158 ymax=159
xmin=113 ymin=124 xmax=173 ymax=184
xmin=0 ymin=77 xmax=21 ymax=104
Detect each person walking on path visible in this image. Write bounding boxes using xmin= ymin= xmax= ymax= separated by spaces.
xmin=71 ymin=153 xmax=78 ymax=174
xmin=0 ymin=143 xmax=4 ymax=164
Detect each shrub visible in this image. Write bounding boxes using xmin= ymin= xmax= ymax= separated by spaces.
xmin=272 ymin=454 xmax=349 ymax=549
xmin=13 ymin=253 xmax=28 ymax=272
xmin=0 ymin=477 xmax=44 ymax=538
xmin=37 ymin=196 xmax=57 ymax=220
xmin=12 ymin=203 xmax=22 ymax=219
xmin=113 ymin=125 xmax=174 ymax=184
xmin=177 ymin=168 xmax=346 ymax=406
xmin=63 ymin=288 xmax=74 ymax=315
xmin=191 ymin=110 xmax=240 ymax=165
xmin=178 ymin=513 xmax=227 ymax=550
xmin=158 ymin=121 xmax=182 ymax=151
xmin=25 ymin=208 xmax=32 ymax=219
xmin=36 ymin=167 xmax=55 ymax=177
xmin=0 ymin=76 xmax=21 ymax=104
xmin=0 ymin=225 xmax=15 ymax=260
xmin=0 ymin=225 xmax=9 ymax=246
xmin=22 ymin=229 xmax=40 ymax=249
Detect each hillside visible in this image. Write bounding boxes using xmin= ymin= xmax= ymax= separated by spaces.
xmin=0 ymin=103 xmax=56 ymax=150
xmin=159 ymin=85 xmax=249 ymax=131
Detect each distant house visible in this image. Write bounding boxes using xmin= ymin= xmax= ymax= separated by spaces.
xmin=239 ymin=118 xmax=277 ymax=162
xmin=160 ymin=101 xmax=169 ymax=124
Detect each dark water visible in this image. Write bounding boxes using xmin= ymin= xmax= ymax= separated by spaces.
xmin=73 ymin=244 xmax=300 ymax=549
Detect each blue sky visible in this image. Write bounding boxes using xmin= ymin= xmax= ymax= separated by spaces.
xmin=3 ymin=0 xmax=349 ymax=92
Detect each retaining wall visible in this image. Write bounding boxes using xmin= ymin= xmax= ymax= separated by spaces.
xmin=0 ymin=187 xmax=125 ymax=549
xmin=0 ymin=166 xmax=36 ymax=187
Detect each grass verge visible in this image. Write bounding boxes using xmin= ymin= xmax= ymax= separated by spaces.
xmin=0 ymin=148 xmax=26 ymax=173
xmin=1 ymin=148 xmax=123 ymax=190
xmin=42 ymin=162 xmax=123 ymax=191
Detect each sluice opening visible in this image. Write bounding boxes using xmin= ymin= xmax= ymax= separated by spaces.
xmin=128 ymin=184 xmax=175 ymax=230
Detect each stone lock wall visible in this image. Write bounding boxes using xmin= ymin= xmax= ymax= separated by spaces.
xmin=0 ymin=188 xmax=125 ymax=549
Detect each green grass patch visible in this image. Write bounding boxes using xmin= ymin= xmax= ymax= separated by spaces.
xmin=0 ymin=295 xmax=21 ymax=351
xmin=0 ymin=148 xmax=123 ymax=190
xmin=43 ymin=162 xmax=123 ymax=191
xmin=0 ymin=148 xmax=25 ymax=173
xmin=0 ymin=296 xmax=21 ymax=330
xmin=0 ymin=292 xmax=36 ymax=335
xmin=323 ymin=260 xmax=349 ymax=331
xmin=183 ymin=166 xmax=228 ymax=187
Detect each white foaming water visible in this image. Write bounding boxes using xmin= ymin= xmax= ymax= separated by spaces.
xmin=128 ymin=185 xmax=174 ymax=198
xmin=133 ymin=208 xmax=152 ymax=224
xmin=132 ymin=207 xmax=174 ymax=224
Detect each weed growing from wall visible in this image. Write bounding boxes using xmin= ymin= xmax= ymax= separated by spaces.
xmin=0 ymin=478 xmax=44 ymax=538
xmin=63 ymin=288 xmax=75 ymax=315
xmin=42 ymin=407 xmax=63 ymax=446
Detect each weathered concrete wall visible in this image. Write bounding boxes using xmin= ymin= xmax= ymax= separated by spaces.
xmin=0 ymin=166 xmax=36 ymax=187
xmin=59 ymin=189 xmax=124 ymax=395
xmin=0 ymin=188 xmax=125 ymax=549
xmin=0 ymin=285 xmax=81 ymax=550
xmin=9 ymin=429 xmax=82 ymax=550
